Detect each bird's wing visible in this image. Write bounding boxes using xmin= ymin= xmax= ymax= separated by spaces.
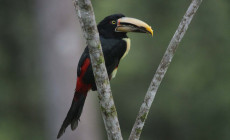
xmin=77 ymin=47 xmax=89 ymax=77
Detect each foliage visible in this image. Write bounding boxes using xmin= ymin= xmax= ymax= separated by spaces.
xmin=0 ymin=1 xmax=44 ymax=140
xmin=1 ymin=0 xmax=230 ymax=139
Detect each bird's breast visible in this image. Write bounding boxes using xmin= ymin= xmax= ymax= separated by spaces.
xmin=121 ymin=38 xmax=131 ymax=59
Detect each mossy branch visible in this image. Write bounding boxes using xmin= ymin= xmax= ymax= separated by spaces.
xmin=73 ymin=0 xmax=123 ymax=140
xmin=129 ymin=0 xmax=203 ymax=139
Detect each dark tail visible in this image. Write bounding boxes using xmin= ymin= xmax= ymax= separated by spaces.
xmin=57 ymin=91 xmax=87 ymax=139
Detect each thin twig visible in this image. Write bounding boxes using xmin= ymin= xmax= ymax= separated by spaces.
xmin=73 ymin=0 xmax=123 ymax=140
xmin=129 ymin=0 xmax=202 ymax=139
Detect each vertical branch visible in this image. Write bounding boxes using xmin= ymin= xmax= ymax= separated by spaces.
xmin=73 ymin=0 xmax=123 ymax=140
xmin=129 ymin=0 xmax=202 ymax=140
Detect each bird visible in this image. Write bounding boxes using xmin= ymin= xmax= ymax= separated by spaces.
xmin=57 ymin=14 xmax=153 ymax=139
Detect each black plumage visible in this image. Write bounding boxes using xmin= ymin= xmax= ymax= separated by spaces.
xmin=79 ymin=36 xmax=127 ymax=90
xmin=57 ymin=14 xmax=128 ymax=138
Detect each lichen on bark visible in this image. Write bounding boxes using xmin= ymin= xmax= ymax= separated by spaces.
xmin=129 ymin=0 xmax=203 ymax=140
xmin=73 ymin=0 xmax=123 ymax=140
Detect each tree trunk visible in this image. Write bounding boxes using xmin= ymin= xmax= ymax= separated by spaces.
xmin=35 ymin=0 xmax=102 ymax=139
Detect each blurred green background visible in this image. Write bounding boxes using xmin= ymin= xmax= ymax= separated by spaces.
xmin=1 ymin=0 xmax=230 ymax=140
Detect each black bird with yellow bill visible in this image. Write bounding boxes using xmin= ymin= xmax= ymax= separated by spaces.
xmin=57 ymin=14 xmax=153 ymax=138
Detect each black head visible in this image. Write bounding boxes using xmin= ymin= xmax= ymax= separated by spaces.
xmin=97 ymin=14 xmax=127 ymax=39
xmin=97 ymin=14 xmax=153 ymax=39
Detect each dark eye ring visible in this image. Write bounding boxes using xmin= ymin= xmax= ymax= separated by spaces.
xmin=111 ymin=20 xmax=116 ymax=24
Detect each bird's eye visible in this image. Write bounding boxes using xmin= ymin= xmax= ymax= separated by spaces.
xmin=111 ymin=20 xmax=116 ymax=24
